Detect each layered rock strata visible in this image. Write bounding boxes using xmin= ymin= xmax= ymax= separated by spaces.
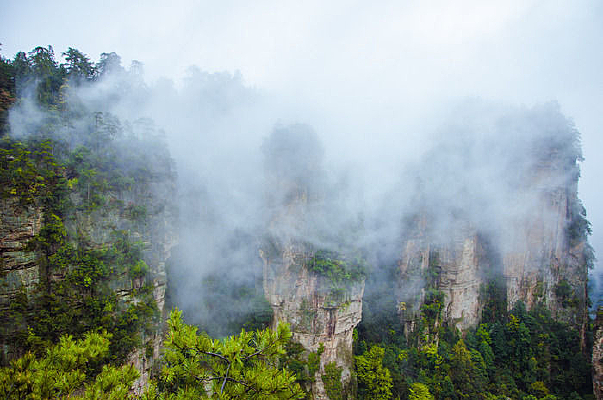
xmin=397 ymin=222 xmax=486 ymax=334
xmin=395 ymin=108 xmax=590 ymax=343
xmin=0 ymin=146 xmax=176 ymax=388
xmin=593 ymin=308 xmax=603 ymax=400
xmin=261 ymin=240 xmax=364 ymax=399
xmin=0 ymin=200 xmax=43 ymax=312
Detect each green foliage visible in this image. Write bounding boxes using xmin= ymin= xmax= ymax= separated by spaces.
xmin=308 ymin=250 xmax=366 ymax=287
xmin=80 ymin=363 xmax=140 ymax=400
xmin=279 ymin=341 xmax=313 ymax=393
xmin=420 ymin=289 xmax=444 ymax=329
xmin=449 ymin=339 xmax=486 ymax=398
xmin=0 ymin=44 xmax=177 ymax=394
xmin=308 ymin=343 xmax=324 ymax=378
xmin=4 ymin=45 xmax=133 ymax=109
xmin=62 ymin=47 xmax=95 ymax=82
xmin=554 ymin=279 xmax=580 ymax=308
xmin=408 ymin=382 xmax=434 ymax=400
xmin=356 ymin=295 xmax=592 ymax=399
xmin=322 ymin=362 xmax=344 ymax=400
xmin=0 ymin=312 xmax=315 ymax=399
xmin=158 ymin=309 xmax=305 ymax=399
xmin=356 ymin=262 xmax=409 ymax=396
xmin=1 ymin=44 xmax=595 ymax=399
xmin=529 ymin=380 xmax=549 ymax=398
xmin=25 ymin=46 xmax=65 ymax=106
xmin=0 ymin=330 xmax=139 ymax=399
xmin=130 ymin=260 xmax=150 ymax=279
xmin=127 ymin=203 xmax=148 ymax=222
xmin=0 ymin=49 xmax=15 ymax=133
xmin=0 ymin=135 xmax=161 ymax=366
xmin=18 ymin=221 xmax=158 ymax=363
xmin=277 ymin=341 xmax=326 ymax=398
xmin=355 ymin=345 xmax=393 ymax=399
xmin=0 ymin=138 xmax=69 ymax=210
xmin=480 ymin=278 xmax=507 ymax=324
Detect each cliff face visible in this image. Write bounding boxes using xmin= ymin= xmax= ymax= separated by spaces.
xmin=262 ymin=239 xmax=364 ymax=399
xmin=502 ymin=186 xmax=589 ymax=339
xmin=0 ymin=135 xmax=177 ymax=387
xmin=594 ymin=309 xmax=603 ymax=399
xmin=398 ymin=191 xmax=589 ymax=337
xmin=79 ymin=157 xmax=177 ymax=391
xmin=0 ymin=200 xmax=42 ymax=314
xmin=395 ymin=106 xmax=591 ymax=341
xmin=397 ymin=222 xmax=486 ymax=334
xmin=261 ymin=124 xmax=365 ymax=398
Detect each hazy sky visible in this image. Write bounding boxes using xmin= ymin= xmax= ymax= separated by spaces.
xmin=2 ymin=0 xmax=603 ymax=272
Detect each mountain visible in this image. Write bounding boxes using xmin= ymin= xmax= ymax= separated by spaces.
xmin=0 ymin=46 xmax=595 ymax=399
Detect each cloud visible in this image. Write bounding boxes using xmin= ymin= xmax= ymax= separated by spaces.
xmin=3 ymin=0 xmax=602 ymax=324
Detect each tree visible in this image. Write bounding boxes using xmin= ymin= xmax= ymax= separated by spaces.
xmin=355 ymin=345 xmax=393 ymax=399
xmin=0 ymin=47 xmax=15 ymax=133
xmin=27 ymin=45 xmax=64 ymax=105
xmin=449 ymin=339 xmax=485 ymax=399
xmin=159 ymin=309 xmax=305 ymax=399
xmin=0 ymin=331 xmax=138 ymax=399
xmin=322 ymin=362 xmax=344 ymax=400
xmin=62 ymin=47 xmax=95 ymax=82
xmin=96 ymin=52 xmax=124 ymax=78
xmin=12 ymin=51 xmax=32 ymax=97
xmin=28 ymin=46 xmax=57 ymax=77
xmin=408 ymin=382 xmax=434 ymax=400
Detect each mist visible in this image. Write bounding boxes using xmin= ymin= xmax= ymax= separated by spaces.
xmin=3 ymin=0 xmax=602 ymax=330
xmin=5 ymin=47 xmax=591 ymax=332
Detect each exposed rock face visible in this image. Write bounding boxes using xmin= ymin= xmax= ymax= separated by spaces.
xmin=593 ymin=308 xmax=603 ymax=399
xmin=261 ymin=239 xmax=364 ymax=399
xmin=98 ymin=160 xmax=176 ymax=391
xmin=77 ymin=160 xmax=176 ymax=391
xmin=396 ymin=106 xmax=590 ymax=340
xmin=397 ymin=222 xmax=486 ymax=334
xmin=0 ymin=200 xmax=42 ymax=311
xmin=438 ymin=234 xmax=484 ymax=330
xmin=0 ymin=200 xmax=44 ymax=361
xmin=502 ymin=186 xmax=589 ymax=338
xmin=0 ymin=144 xmax=177 ymax=387
xmin=398 ymin=191 xmax=589 ymax=342
xmin=261 ymin=124 xmax=364 ymax=398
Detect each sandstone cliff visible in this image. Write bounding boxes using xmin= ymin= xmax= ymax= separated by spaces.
xmin=0 ymin=200 xmax=43 ymax=316
xmin=262 ymin=238 xmax=364 ymax=399
xmin=0 ymin=133 xmax=177 ymax=388
xmin=397 ymin=221 xmax=487 ymax=335
xmin=395 ymin=105 xmax=591 ymax=342
xmin=593 ymin=308 xmax=603 ymax=399
xmin=261 ymin=124 xmax=365 ymax=398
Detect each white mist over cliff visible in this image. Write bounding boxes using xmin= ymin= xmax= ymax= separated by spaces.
xmin=8 ymin=59 xmax=590 ymax=330
xmin=2 ymin=0 xmax=602 ymax=323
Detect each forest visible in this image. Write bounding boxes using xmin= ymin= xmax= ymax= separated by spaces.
xmin=0 ymin=45 xmax=596 ymax=399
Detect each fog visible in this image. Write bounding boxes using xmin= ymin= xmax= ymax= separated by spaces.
xmin=2 ymin=1 xmax=602 ymax=328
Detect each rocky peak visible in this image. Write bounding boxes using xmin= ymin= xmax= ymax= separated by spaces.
xmin=395 ymin=105 xmax=591 ymax=343
xmin=261 ymin=239 xmax=364 ymax=399
xmin=261 ymin=123 xmax=365 ymax=398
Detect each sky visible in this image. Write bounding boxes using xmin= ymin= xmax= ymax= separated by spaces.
xmin=2 ymin=0 xmax=603 ymax=276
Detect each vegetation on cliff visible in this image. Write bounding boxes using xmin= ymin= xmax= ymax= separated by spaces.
xmin=0 ymin=134 xmax=162 ymax=363
xmin=0 ymin=310 xmax=305 ymax=399
xmin=308 ymin=250 xmax=366 ymax=284
xmin=0 ymin=43 xmax=596 ymax=399
xmin=0 ymin=331 xmax=138 ymax=399
xmin=356 ymin=285 xmax=592 ymax=399
xmin=0 ymin=45 xmax=171 ymax=367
